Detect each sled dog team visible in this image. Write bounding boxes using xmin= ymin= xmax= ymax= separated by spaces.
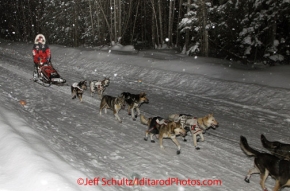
xmin=71 ymin=79 xmax=290 ymax=191
xmin=71 ymin=79 xmax=219 ymax=155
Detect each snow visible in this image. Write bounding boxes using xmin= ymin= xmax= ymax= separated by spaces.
xmin=0 ymin=40 xmax=290 ymax=191
xmin=269 ymin=54 xmax=284 ymax=62
xmin=0 ymin=108 xmax=87 ymax=191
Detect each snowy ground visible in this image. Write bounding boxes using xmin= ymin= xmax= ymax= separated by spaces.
xmin=0 ymin=40 xmax=290 ymax=191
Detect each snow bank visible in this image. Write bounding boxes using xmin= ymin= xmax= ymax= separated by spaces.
xmin=0 ymin=106 xmax=93 ymax=191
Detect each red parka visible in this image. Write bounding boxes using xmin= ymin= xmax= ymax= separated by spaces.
xmin=32 ymin=34 xmax=51 ymax=64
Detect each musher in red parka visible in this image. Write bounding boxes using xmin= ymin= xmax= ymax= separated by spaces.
xmin=32 ymin=34 xmax=51 ymax=80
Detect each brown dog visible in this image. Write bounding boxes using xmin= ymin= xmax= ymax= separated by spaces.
xmin=168 ymin=113 xmax=219 ymax=150
xmin=99 ymin=95 xmax=125 ymax=123
xmin=140 ymin=114 xmax=186 ymax=155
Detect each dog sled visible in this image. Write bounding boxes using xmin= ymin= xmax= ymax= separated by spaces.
xmin=33 ymin=62 xmax=66 ymax=87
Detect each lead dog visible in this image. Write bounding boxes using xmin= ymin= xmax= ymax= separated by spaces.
xmin=168 ymin=113 xmax=219 ymax=150
xmin=140 ymin=114 xmax=186 ymax=155
xmin=89 ymin=77 xmax=110 ymax=98
xmin=240 ymin=136 xmax=290 ymax=191
xmin=99 ymin=95 xmax=125 ymax=123
xmin=261 ymin=134 xmax=290 ymax=160
xmin=71 ymin=80 xmax=87 ymax=102
xmin=121 ymin=92 xmax=149 ymax=121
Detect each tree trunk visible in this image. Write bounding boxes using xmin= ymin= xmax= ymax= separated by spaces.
xmin=120 ymin=0 xmax=133 ymax=40
xmin=158 ymin=0 xmax=163 ymax=47
xmin=185 ymin=0 xmax=191 ymax=51
xmin=118 ymin=0 xmax=122 ymax=42
xmin=73 ymin=3 xmax=78 ymax=47
xmin=114 ymin=0 xmax=117 ymax=42
xmin=201 ymin=1 xmax=209 ymax=57
xmin=95 ymin=0 xmax=113 ymax=44
xmin=131 ymin=0 xmax=140 ymax=43
xmin=168 ymin=0 xmax=173 ymax=48
xmin=151 ymin=2 xmax=156 ymax=48
xmin=150 ymin=0 xmax=160 ymax=47
xmin=176 ymin=0 xmax=183 ymax=49
xmin=89 ymin=0 xmax=95 ymax=41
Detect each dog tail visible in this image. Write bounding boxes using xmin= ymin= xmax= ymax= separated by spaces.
xmin=140 ymin=114 xmax=148 ymax=125
xmin=168 ymin=114 xmax=178 ymax=122
xmin=240 ymin=136 xmax=260 ymax=157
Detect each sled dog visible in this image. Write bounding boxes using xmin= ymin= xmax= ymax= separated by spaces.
xmin=99 ymin=95 xmax=125 ymax=123
xmin=121 ymin=92 xmax=149 ymax=121
xmin=240 ymin=136 xmax=290 ymax=191
xmin=261 ymin=134 xmax=290 ymax=160
xmin=89 ymin=77 xmax=110 ymax=98
xmin=140 ymin=114 xmax=186 ymax=155
xmin=168 ymin=113 xmax=219 ymax=149
xmin=71 ymin=80 xmax=87 ymax=102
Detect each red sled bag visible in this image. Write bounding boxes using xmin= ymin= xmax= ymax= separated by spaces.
xmin=40 ymin=65 xmax=59 ymax=80
xmin=37 ymin=63 xmax=66 ymax=85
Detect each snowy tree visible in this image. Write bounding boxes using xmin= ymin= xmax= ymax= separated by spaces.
xmin=178 ymin=0 xmax=213 ymax=56
xmin=211 ymin=0 xmax=290 ymax=64
xmin=179 ymin=0 xmax=290 ymax=64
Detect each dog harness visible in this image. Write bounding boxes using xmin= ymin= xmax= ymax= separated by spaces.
xmin=148 ymin=118 xmax=168 ymax=132
xmin=92 ymin=81 xmax=103 ymax=90
xmin=190 ymin=117 xmax=198 ymax=130
xmin=98 ymin=84 xmax=104 ymax=90
xmin=156 ymin=118 xmax=167 ymax=125
xmin=192 ymin=116 xmax=209 ymax=130
xmin=190 ymin=117 xmax=204 ymax=134
xmin=72 ymin=82 xmax=83 ymax=91
xmin=94 ymin=79 xmax=109 ymax=91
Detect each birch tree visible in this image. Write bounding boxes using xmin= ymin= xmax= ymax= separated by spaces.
xmin=167 ymin=0 xmax=174 ymax=47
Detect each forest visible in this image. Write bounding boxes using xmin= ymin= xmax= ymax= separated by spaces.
xmin=1 ymin=0 xmax=289 ymax=65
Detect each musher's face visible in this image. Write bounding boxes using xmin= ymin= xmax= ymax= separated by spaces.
xmin=38 ymin=37 xmax=44 ymax=43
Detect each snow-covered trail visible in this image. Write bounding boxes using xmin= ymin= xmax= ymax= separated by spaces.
xmin=0 ymin=41 xmax=289 ymax=191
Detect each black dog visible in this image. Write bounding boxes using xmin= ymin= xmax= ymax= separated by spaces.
xmin=240 ymin=136 xmax=290 ymax=191
xmin=121 ymin=92 xmax=149 ymax=121
xmin=71 ymin=80 xmax=87 ymax=102
xmin=261 ymin=134 xmax=290 ymax=160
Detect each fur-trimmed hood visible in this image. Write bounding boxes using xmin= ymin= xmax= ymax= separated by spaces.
xmin=34 ymin=34 xmax=46 ymax=44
